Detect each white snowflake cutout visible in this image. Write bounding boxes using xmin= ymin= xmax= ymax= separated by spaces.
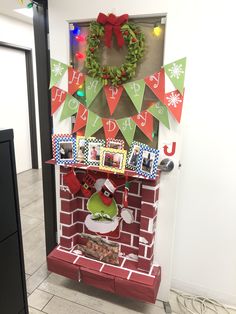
xmin=168 ymin=63 xmax=184 ymax=79
xmin=166 ymin=92 xmax=182 ymax=108
xmin=52 ymin=62 xmax=65 ymax=77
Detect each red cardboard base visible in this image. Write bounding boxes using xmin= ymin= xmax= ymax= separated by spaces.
xmin=47 ymin=246 xmax=161 ymax=304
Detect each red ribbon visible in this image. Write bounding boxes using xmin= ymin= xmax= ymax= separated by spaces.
xmin=97 ymin=13 xmax=129 ymax=48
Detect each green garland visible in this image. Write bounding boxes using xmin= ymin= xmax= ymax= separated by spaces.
xmin=85 ymin=21 xmax=145 ymax=86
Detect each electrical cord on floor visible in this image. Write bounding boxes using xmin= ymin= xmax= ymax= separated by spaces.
xmin=171 ymin=289 xmax=236 ymax=314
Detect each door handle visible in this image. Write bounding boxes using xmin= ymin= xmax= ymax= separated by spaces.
xmin=158 ymin=158 xmax=174 ymax=172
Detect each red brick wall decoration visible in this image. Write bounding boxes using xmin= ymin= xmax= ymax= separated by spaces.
xmin=59 ymin=166 xmax=160 ymax=273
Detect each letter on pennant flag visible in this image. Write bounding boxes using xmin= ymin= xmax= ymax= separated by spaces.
xmin=102 ymin=119 xmax=119 ymax=139
xmin=85 ymin=76 xmax=103 ymax=107
xmin=147 ymin=101 xmax=170 ymax=129
xmin=104 ymin=85 xmax=123 ymax=115
xmin=73 ymin=103 xmax=88 ymax=133
xmin=68 ymin=67 xmax=85 ymax=95
xmin=117 ymin=118 xmax=136 ymax=146
xmin=85 ymin=111 xmax=103 ymax=138
xmin=49 ymin=59 xmax=68 ymax=89
xmin=164 ymin=57 xmax=186 ymax=95
xmin=132 ymin=111 xmax=153 ymax=141
xmin=123 ymin=79 xmax=145 ymax=113
xmin=60 ymin=94 xmax=79 ymax=121
xmin=51 ymin=86 xmax=67 ymax=115
xmin=164 ymin=89 xmax=184 ymax=123
xmin=145 ymin=68 xmax=165 ymax=103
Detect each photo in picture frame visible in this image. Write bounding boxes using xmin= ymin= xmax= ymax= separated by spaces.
xmin=76 ymin=136 xmax=87 ymax=163
xmin=136 ymin=144 xmax=160 ymax=179
xmin=52 ymin=134 xmax=77 ymax=165
xmin=106 ymin=138 xmax=125 ymax=150
xmin=84 ymin=138 xmax=105 ymax=166
xmin=99 ymin=147 xmax=127 ymax=174
xmin=126 ymin=141 xmax=143 ymax=170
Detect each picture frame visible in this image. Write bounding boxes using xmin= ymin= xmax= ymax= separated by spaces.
xmin=84 ymin=138 xmax=105 ymax=166
xmin=99 ymin=147 xmax=127 ymax=174
xmin=136 ymin=144 xmax=160 ymax=179
xmin=106 ymin=138 xmax=124 ymax=150
xmin=126 ymin=141 xmax=142 ymax=170
xmin=76 ymin=136 xmax=87 ymax=163
xmin=52 ymin=134 xmax=77 ymax=165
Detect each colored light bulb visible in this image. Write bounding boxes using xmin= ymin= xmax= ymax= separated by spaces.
xmin=73 ymin=27 xmax=81 ymax=36
xmin=76 ymin=90 xmax=85 ymax=97
xmin=153 ymin=26 xmax=161 ymax=37
xmin=75 ymin=35 xmax=85 ymax=42
xmin=75 ymin=52 xmax=85 ymax=59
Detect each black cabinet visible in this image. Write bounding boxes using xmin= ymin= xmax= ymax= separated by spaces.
xmin=0 ymin=129 xmax=28 ymax=314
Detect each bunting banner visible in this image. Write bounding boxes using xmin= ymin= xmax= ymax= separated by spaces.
xmin=68 ymin=67 xmax=85 ymax=95
xmin=51 ymin=86 xmax=67 ymax=115
xmin=145 ymin=68 xmax=165 ymax=103
xmin=164 ymin=57 xmax=186 ymax=95
xmin=147 ymin=101 xmax=170 ymax=129
xmin=164 ymin=89 xmax=184 ymax=123
xmin=117 ymin=118 xmax=136 ymax=146
xmin=123 ymin=79 xmax=145 ymax=113
xmin=102 ymin=119 xmax=119 ymax=139
xmin=60 ymin=94 xmax=80 ymax=121
xmin=132 ymin=111 xmax=153 ymax=141
xmin=72 ymin=103 xmax=88 ymax=133
xmin=85 ymin=111 xmax=103 ymax=138
xmin=49 ymin=59 xmax=68 ymax=89
xmin=104 ymin=85 xmax=123 ymax=115
xmin=85 ymin=76 xmax=103 ymax=107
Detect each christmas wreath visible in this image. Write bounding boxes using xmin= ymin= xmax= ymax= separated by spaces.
xmin=85 ymin=13 xmax=145 ymax=86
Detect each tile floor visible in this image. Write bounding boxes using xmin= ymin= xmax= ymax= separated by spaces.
xmin=18 ymin=169 xmax=236 ymax=314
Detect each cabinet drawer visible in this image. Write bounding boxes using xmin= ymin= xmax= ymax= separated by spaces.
xmin=0 ymin=233 xmax=25 ymax=313
xmin=0 ymin=141 xmax=18 ymax=241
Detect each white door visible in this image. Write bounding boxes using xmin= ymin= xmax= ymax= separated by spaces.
xmin=0 ymin=46 xmax=32 ymax=173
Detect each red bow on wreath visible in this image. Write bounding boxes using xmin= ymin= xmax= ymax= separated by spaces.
xmin=97 ymin=13 xmax=129 ymax=48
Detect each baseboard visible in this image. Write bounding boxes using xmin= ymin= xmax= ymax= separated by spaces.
xmin=171 ymin=278 xmax=236 ymax=307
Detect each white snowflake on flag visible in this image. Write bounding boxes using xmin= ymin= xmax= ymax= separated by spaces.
xmin=166 ymin=92 xmax=182 ymax=108
xmin=168 ymin=63 xmax=184 ymax=79
xmin=52 ymin=62 xmax=65 ymax=77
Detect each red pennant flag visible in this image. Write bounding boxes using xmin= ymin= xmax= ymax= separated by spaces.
xmin=102 ymin=118 xmax=119 ymax=139
xmin=164 ymin=89 xmax=184 ymax=123
xmin=145 ymin=68 xmax=165 ymax=103
xmin=132 ymin=111 xmax=153 ymax=141
xmin=51 ymin=86 xmax=67 ymax=115
xmin=68 ymin=67 xmax=85 ymax=95
xmin=73 ymin=103 xmax=88 ymax=133
xmin=104 ymin=85 xmax=123 ymax=115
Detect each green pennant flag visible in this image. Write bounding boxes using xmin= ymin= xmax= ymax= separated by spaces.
xmin=117 ymin=117 xmax=136 ymax=146
xmin=49 ymin=59 xmax=68 ymax=89
xmin=85 ymin=76 xmax=103 ymax=107
xmin=164 ymin=57 xmax=186 ymax=95
xmin=60 ymin=94 xmax=79 ymax=121
xmin=148 ymin=101 xmax=170 ymax=129
xmin=85 ymin=111 xmax=103 ymax=138
xmin=123 ymin=79 xmax=145 ymax=113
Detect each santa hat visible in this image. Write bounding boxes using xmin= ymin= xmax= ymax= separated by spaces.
xmin=99 ymin=179 xmax=117 ymax=206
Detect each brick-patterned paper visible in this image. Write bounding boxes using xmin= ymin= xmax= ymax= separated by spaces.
xmin=59 ymin=167 xmax=160 ymax=272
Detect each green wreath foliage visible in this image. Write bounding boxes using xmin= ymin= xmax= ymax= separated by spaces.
xmin=85 ymin=21 xmax=145 ymax=86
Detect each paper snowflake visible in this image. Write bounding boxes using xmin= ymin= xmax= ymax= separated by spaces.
xmin=166 ymin=92 xmax=182 ymax=108
xmin=168 ymin=63 xmax=184 ymax=79
xmin=52 ymin=62 xmax=65 ymax=77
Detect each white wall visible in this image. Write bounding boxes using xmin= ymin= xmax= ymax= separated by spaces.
xmin=0 ymin=14 xmax=41 ymax=168
xmin=48 ymin=0 xmax=236 ymax=306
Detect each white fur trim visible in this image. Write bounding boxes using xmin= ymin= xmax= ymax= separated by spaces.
xmin=85 ymin=214 xmax=119 ymax=233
